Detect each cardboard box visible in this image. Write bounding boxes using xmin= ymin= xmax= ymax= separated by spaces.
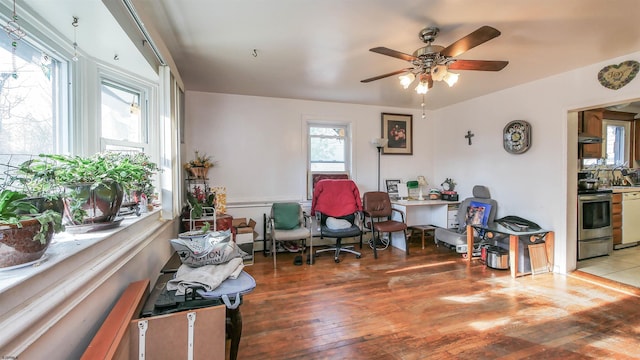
xmin=129 ymin=305 xmax=226 ymax=359
xmin=232 ymin=218 xmax=257 ymax=265
xmin=82 ymin=279 xmax=225 ymax=360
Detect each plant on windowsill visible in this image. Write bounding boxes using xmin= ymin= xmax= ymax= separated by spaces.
xmin=20 ymin=152 xmax=157 ymax=228
xmin=104 ymin=152 xmax=161 ymax=215
xmin=183 ymin=150 xmax=215 ymax=179
xmin=0 ymin=189 xmax=63 ymax=268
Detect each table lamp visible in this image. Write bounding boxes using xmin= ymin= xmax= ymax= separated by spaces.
xmin=417 ymin=176 xmax=428 ymax=200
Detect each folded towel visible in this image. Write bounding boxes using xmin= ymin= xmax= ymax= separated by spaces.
xmin=167 ymin=257 xmax=244 ymax=296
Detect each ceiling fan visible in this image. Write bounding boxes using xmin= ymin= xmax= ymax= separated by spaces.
xmin=361 ymin=26 xmax=508 ymax=93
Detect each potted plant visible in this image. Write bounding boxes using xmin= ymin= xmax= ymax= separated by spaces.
xmin=183 ymin=150 xmax=214 ymax=179
xmin=104 ymin=152 xmax=160 ymax=215
xmin=0 ymin=189 xmax=63 ymax=268
xmin=21 ymin=152 xmax=156 ymax=227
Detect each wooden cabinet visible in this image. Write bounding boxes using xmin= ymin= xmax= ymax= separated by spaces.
xmin=612 ymin=193 xmax=622 ymax=246
xmin=579 ymin=109 xmax=603 ymax=158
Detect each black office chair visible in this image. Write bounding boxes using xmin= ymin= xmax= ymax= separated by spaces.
xmin=311 ymin=179 xmax=363 ymax=263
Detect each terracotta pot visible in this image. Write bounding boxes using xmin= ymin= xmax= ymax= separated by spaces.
xmin=189 ymin=167 xmax=209 ymax=179
xmin=62 ymin=181 xmax=124 ymax=225
xmin=0 ymin=218 xmax=54 ymax=268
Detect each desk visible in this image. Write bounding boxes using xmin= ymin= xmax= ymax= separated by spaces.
xmin=467 ymin=223 xmax=554 ymax=278
xmin=390 ymin=199 xmax=459 ymax=251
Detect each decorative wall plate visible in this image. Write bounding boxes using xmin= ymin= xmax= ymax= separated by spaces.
xmin=597 ymin=60 xmax=639 ymax=90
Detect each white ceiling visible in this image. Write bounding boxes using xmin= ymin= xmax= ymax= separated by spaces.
xmin=133 ymin=0 xmax=640 ymax=110
xmin=16 ymin=0 xmax=640 ymax=110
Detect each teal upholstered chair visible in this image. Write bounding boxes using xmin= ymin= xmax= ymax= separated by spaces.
xmin=268 ymin=202 xmax=312 ymax=269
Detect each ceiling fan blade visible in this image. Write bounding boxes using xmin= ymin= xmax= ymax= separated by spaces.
xmin=448 ymin=60 xmax=509 ymax=71
xmin=440 ymin=26 xmax=501 ymax=58
xmin=361 ymin=69 xmax=412 ymax=83
xmin=370 ymin=47 xmax=417 ymax=62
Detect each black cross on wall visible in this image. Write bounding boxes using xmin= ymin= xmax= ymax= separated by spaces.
xmin=465 ymin=130 xmax=474 ymax=145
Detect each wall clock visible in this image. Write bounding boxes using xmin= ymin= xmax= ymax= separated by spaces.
xmin=503 ymin=120 xmax=531 ymax=154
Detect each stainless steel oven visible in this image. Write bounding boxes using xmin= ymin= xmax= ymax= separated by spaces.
xmin=577 ymin=191 xmax=613 ymax=260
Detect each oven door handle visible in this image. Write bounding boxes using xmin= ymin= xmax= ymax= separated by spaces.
xmin=579 ymin=194 xmax=612 ymax=201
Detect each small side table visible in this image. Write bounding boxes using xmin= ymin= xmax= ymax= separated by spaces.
xmin=466 ymin=223 xmax=554 ymax=278
xmin=408 ymin=225 xmax=436 ymax=249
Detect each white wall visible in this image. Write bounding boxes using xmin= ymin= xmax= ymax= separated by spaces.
xmin=186 ymin=51 xmax=640 ymax=274
xmin=431 ymin=51 xmax=640 ymax=274
xmin=185 ymin=92 xmax=435 ymax=202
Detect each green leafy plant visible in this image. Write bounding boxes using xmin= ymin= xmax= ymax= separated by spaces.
xmin=23 ymin=153 xmax=153 ymax=191
xmin=186 ymin=192 xmax=203 ymax=219
xmin=0 ymin=189 xmax=63 ymax=244
xmin=20 ymin=152 xmax=159 ymax=225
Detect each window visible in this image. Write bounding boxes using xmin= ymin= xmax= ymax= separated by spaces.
xmin=308 ymin=123 xmax=349 ymax=172
xmin=100 ymin=79 xmax=149 ymax=153
xmin=307 ymin=122 xmax=351 ymax=199
xmin=0 ymin=35 xmax=68 ymax=154
xmin=602 ymin=119 xmax=630 ymax=166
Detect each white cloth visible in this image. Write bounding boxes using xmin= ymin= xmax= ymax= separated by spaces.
xmin=326 ymin=216 xmax=352 ymax=229
xmin=167 ymin=257 xmax=244 ymax=296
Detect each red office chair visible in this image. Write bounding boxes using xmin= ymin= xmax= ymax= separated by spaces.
xmin=311 ymin=179 xmax=363 ymax=263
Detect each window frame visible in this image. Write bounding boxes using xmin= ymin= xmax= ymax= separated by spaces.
xmin=0 ymin=13 xmax=71 ymax=155
xmin=305 ymin=117 xmax=354 ymax=199
xmin=98 ymin=69 xmax=156 ymax=155
xmin=307 ymin=122 xmax=350 ymax=172
xmin=602 ymin=119 xmax=631 ymax=167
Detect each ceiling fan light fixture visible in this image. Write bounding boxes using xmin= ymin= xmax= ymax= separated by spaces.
xmin=431 ymin=64 xmax=447 ymax=81
xmin=443 ymin=71 xmax=459 ymax=87
xmin=415 ymin=80 xmax=429 ymax=94
xmin=398 ymin=73 xmax=415 ymax=89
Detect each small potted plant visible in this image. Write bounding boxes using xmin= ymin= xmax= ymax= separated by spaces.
xmin=0 ymin=188 xmax=63 ymax=268
xmin=104 ymin=152 xmax=160 ymax=215
xmin=183 ymin=150 xmax=215 ymax=179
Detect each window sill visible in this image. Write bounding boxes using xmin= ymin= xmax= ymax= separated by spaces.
xmin=0 ymin=210 xmax=160 ymax=294
xmin=0 ymin=209 xmax=170 ymax=352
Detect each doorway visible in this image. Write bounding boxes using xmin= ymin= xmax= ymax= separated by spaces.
xmin=572 ymin=101 xmax=640 ymax=288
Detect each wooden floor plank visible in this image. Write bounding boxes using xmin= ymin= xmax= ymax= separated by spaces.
xmin=239 ymin=238 xmax=640 ymax=359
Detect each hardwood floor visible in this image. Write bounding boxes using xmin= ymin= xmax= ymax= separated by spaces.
xmin=240 ymin=237 xmax=640 ymax=359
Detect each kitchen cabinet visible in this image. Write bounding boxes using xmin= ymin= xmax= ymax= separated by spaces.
xmin=612 ymin=193 xmax=622 ymax=247
xmin=579 ymin=109 xmax=603 ymax=158
xmin=622 ymin=191 xmax=640 ymax=246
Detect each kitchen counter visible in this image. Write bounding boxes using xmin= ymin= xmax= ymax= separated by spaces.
xmin=608 ymin=186 xmax=640 ymax=193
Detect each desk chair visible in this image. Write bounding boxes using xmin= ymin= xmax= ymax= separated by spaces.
xmin=268 ymin=202 xmax=311 ymax=269
xmin=363 ymin=191 xmax=408 ymax=258
xmin=311 ymin=179 xmax=363 ymax=263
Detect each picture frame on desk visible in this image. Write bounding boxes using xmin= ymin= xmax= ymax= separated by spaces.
xmin=381 ymin=113 xmax=413 ymax=155
xmin=386 ymin=179 xmax=401 ymax=199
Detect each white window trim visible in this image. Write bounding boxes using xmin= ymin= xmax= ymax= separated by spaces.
xmin=97 ymin=66 xmax=158 ymax=157
xmin=302 ymin=115 xmax=357 ymax=199
xmin=303 ymin=116 xmax=355 ymax=173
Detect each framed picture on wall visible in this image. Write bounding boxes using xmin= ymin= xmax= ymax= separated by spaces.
xmin=381 ymin=113 xmax=413 ymax=155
